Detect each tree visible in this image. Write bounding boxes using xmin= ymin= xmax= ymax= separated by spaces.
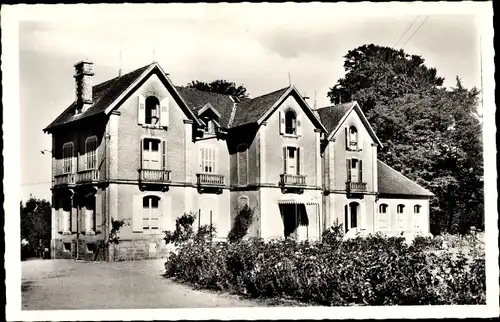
xmin=20 ymin=197 xmax=52 ymax=259
xmin=188 ymin=80 xmax=249 ymax=101
xmin=328 ymin=44 xmax=483 ymax=234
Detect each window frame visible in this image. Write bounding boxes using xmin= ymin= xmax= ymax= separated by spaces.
xmin=144 ymin=95 xmax=160 ymax=126
xmin=142 ymin=195 xmax=161 ymax=231
xmin=284 ymin=109 xmax=297 ymax=136
xmin=284 ymin=145 xmax=300 ymax=175
xmin=85 ymin=136 xmax=98 ymax=170
xmin=379 ymin=203 xmax=389 ymax=229
xmin=62 ymin=142 xmax=74 ymax=174
xmin=397 ymin=204 xmax=405 ymax=229
xmin=142 ymin=138 xmax=162 ymax=170
xmin=199 ymin=145 xmax=217 ymax=174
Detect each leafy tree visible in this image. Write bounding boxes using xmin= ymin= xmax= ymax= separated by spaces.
xmin=20 ymin=197 xmax=51 ymax=259
xmin=328 ymin=44 xmax=483 ymax=234
xmin=188 ymin=80 xmax=249 ymax=101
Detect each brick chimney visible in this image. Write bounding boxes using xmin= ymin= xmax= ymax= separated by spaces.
xmin=74 ymin=60 xmax=94 ymax=113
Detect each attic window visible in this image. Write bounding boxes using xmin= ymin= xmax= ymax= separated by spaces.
xmin=285 ymin=110 xmax=297 ymax=135
xmin=145 ymin=96 xmax=160 ymax=125
xmin=203 ymin=118 xmax=215 ymax=134
xmin=349 ymin=126 xmax=358 ymax=148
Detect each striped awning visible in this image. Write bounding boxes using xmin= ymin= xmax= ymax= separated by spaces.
xmin=278 ymin=198 xmax=319 ymax=205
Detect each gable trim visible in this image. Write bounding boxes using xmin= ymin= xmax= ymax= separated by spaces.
xmin=103 ymin=62 xmax=202 ymax=126
xmin=327 ymin=102 xmax=383 ymax=147
xmin=197 ymin=103 xmax=221 ymax=118
xmin=256 ymin=85 xmax=327 ymax=132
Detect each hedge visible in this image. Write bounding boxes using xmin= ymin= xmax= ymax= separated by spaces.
xmin=164 ymin=234 xmax=485 ymax=306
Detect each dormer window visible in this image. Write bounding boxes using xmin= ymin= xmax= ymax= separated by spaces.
xmin=203 ymin=118 xmax=216 ymax=134
xmin=285 ymin=110 xmax=297 ymax=135
xmin=145 ymin=96 xmax=160 ymax=125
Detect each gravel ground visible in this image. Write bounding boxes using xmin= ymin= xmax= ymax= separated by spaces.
xmin=22 ymin=259 xmax=266 ymax=310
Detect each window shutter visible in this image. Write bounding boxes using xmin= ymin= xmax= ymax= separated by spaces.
xmin=71 ymin=208 xmax=78 ymax=233
xmin=345 ymin=128 xmax=349 ymax=150
xmin=137 ymin=94 xmax=145 ymax=125
xmin=132 ymin=194 xmax=143 ymax=232
xmin=140 ymin=138 xmax=144 ymax=170
xmin=160 ymin=98 xmax=169 ymax=127
xmin=162 ymin=140 xmax=166 ymax=170
xmin=79 ymin=206 xmax=85 ymax=233
xmin=161 ymin=195 xmax=172 ymax=231
xmin=346 ymin=159 xmax=351 ymax=181
xmin=283 ymin=147 xmax=287 ymax=174
xmin=279 ymin=111 xmax=285 ymax=134
xmin=58 ymin=209 xmax=64 ymax=233
xmin=95 ymin=193 xmax=103 ymax=233
xmin=358 ymin=130 xmax=363 ymax=150
xmin=298 ymin=147 xmax=304 ymax=175
xmin=359 ymin=160 xmax=363 ymax=183
xmin=296 ymin=114 xmax=302 ymax=136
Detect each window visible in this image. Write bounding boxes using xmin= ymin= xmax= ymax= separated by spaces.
xmin=85 ymin=196 xmax=95 ymax=233
xmin=86 ymin=243 xmax=97 ymax=253
xmin=284 ymin=146 xmax=300 ymax=175
xmin=414 ymin=205 xmax=421 ymax=214
xmin=349 ymin=126 xmax=358 ymax=149
xmin=63 ymin=243 xmax=71 ymax=252
xmin=142 ymin=138 xmax=162 ymax=170
xmin=143 ymin=196 xmax=160 ymax=230
xmin=200 ymin=146 xmax=216 ymax=173
xmin=413 ymin=205 xmax=422 ymax=229
xmin=397 ymin=204 xmax=405 ymax=228
xmin=62 ymin=143 xmax=74 ymax=174
xmin=346 ymin=158 xmax=363 ymax=182
xmin=203 ymin=118 xmax=216 ymax=134
xmin=379 ymin=204 xmax=389 ymax=229
xmin=145 ymin=96 xmax=160 ymax=125
xmin=285 ymin=110 xmax=297 ymax=135
xmin=85 ymin=137 xmax=98 ymax=170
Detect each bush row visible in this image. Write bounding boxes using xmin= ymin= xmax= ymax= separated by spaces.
xmin=164 ymin=233 xmax=485 ymax=306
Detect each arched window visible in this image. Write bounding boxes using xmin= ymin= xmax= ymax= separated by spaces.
xmin=397 ymin=204 xmax=405 ymax=214
xmin=414 ymin=205 xmax=421 ymax=214
xmin=285 ymin=110 xmax=297 ymax=135
xmin=145 ymin=96 xmax=160 ymax=125
xmin=349 ymin=126 xmax=358 ymax=149
xmin=143 ymin=196 xmax=160 ymax=230
xmin=85 ymin=136 xmax=98 ymax=170
xmin=379 ymin=203 xmax=389 ymax=229
xmin=397 ymin=204 xmax=405 ymax=229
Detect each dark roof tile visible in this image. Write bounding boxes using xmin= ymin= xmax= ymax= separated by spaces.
xmin=377 ymin=160 xmax=433 ymax=196
xmin=315 ymin=102 xmax=354 ymax=134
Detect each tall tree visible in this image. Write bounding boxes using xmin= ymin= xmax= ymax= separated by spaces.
xmin=188 ymin=80 xmax=249 ymax=101
xmin=328 ymin=44 xmax=483 ymax=234
xmin=21 ymin=197 xmax=51 ymax=259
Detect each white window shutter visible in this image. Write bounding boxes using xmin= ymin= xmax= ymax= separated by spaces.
xmin=160 ymin=98 xmax=169 ymax=127
xmin=161 ymin=195 xmax=172 ymax=231
xmin=358 ymin=130 xmax=363 ymax=150
xmin=297 ymin=114 xmax=303 ymax=136
xmin=95 ymin=193 xmax=103 ymax=233
xmin=137 ymin=94 xmax=145 ymax=125
xmin=279 ymin=111 xmax=285 ymax=134
xmin=283 ymin=146 xmax=287 ymax=174
xmin=299 ymin=147 xmax=304 ymax=175
xmin=71 ymin=209 xmax=78 ymax=233
xmin=79 ymin=207 xmax=85 ymax=234
xmin=345 ymin=128 xmax=349 ymax=150
xmin=132 ymin=194 xmax=143 ymax=232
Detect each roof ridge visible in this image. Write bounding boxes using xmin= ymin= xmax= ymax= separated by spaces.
xmin=92 ymin=63 xmax=153 ymax=89
xmin=176 ymin=86 xmax=234 ymax=99
xmin=377 ymin=159 xmax=431 ymax=193
xmin=249 ymin=86 xmax=289 ymax=100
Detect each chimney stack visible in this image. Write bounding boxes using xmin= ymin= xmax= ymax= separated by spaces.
xmin=74 ymin=60 xmax=94 ymax=113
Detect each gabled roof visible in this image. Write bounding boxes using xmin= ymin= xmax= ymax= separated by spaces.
xmin=316 ymin=101 xmax=383 ymax=147
xmin=44 ymin=63 xmax=204 ymax=133
xmin=377 ymin=160 xmax=434 ymax=197
xmin=44 ymin=64 xmax=152 ymax=132
xmin=230 ymin=85 xmax=326 ymax=132
xmin=174 ymin=86 xmax=234 ymax=127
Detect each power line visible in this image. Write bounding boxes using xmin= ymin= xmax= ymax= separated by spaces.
xmin=393 ymin=15 xmax=420 ymax=48
xmin=402 ymin=16 xmax=429 ymax=49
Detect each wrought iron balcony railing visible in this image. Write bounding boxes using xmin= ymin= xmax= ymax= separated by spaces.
xmin=279 ymin=174 xmax=307 ymax=187
xmin=139 ymin=169 xmax=172 ymax=184
xmin=196 ymin=173 xmax=225 ymax=187
xmin=346 ymin=181 xmax=367 ymax=192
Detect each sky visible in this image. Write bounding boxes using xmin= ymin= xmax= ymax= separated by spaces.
xmin=15 ymin=3 xmax=489 ymax=202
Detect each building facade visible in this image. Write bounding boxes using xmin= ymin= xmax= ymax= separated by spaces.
xmin=44 ymin=61 xmax=433 ymax=261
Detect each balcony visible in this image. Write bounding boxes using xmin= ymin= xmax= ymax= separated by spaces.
xmin=139 ymin=169 xmax=171 ymax=191
xmin=346 ymin=181 xmax=367 ymax=192
xmin=279 ymin=174 xmax=307 ymax=194
xmin=196 ymin=173 xmax=225 ymax=194
xmin=76 ymin=169 xmax=99 ymax=184
xmin=54 ymin=173 xmax=76 ymax=188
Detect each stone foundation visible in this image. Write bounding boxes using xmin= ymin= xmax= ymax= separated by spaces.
xmin=109 ymin=238 xmax=170 ymax=261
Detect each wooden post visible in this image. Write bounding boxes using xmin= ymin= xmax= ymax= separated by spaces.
xmin=210 ymin=210 xmax=213 ymax=243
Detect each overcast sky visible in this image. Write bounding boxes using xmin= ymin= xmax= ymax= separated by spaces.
xmin=16 ymin=3 xmax=490 ymax=201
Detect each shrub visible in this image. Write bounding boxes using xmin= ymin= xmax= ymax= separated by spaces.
xmin=227 ymin=205 xmax=255 ymax=243
xmin=164 ymin=234 xmax=486 ymax=306
xmin=164 ymin=212 xmax=197 ymax=245
xmin=195 ymin=224 xmax=218 ymax=243
xmin=321 ymin=219 xmax=344 ymax=246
